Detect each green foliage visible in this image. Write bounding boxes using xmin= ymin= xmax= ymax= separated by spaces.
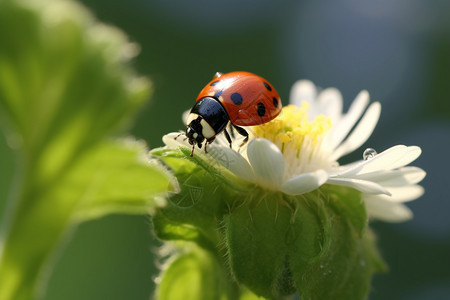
xmin=287 ymin=187 xmax=387 ymax=300
xmin=151 ymin=147 xmax=240 ymax=253
xmin=151 ymin=147 xmax=387 ymax=300
xmin=157 ymin=244 xmax=237 ymax=300
xmin=0 ymin=0 xmax=173 ymax=299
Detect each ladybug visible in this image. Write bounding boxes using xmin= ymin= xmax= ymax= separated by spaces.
xmin=185 ymin=71 xmax=282 ymax=156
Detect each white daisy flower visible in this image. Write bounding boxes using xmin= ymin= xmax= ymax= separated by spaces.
xmin=163 ymin=80 xmax=425 ymax=223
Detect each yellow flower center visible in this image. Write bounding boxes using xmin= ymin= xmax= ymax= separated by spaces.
xmin=253 ymin=103 xmax=331 ymax=151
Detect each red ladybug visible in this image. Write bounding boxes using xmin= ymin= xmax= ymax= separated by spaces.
xmin=185 ymin=71 xmax=282 ymax=155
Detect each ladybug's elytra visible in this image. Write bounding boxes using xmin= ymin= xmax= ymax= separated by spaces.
xmin=185 ymin=71 xmax=282 ymax=156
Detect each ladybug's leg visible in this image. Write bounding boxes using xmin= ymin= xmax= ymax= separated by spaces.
xmin=190 ymin=140 xmax=203 ymax=157
xmin=190 ymin=143 xmax=195 ymax=157
xmin=223 ymin=128 xmax=232 ymax=148
xmin=229 ymin=124 xmax=236 ymax=139
xmin=231 ymin=124 xmax=249 ymax=149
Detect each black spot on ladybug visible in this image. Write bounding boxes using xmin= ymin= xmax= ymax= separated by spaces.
xmin=257 ymin=102 xmax=266 ymax=116
xmin=231 ymin=93 xmax=243 ymax=105
xmin=210 ymin=81 xmax=220 ymax=86
xmin=273 ymin=97 xmax=278 ymax=108
xmin=263 ymin=82 xmax=272 ymax=91
xmin=214 ymin=90 xmax=223 ymax=98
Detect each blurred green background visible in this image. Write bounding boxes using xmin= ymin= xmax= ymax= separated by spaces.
xmin=1 ymin=0 xmax=449 ymax=299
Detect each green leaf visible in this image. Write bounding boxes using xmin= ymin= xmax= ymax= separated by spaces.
xmin=224 ymin=189 xmax=326 ymax=299
xmin=63 ymin=139 xmax=172 ymax=221
xmin=288 ymin=187 xmax=387 ymax=300
xmin=0 ymin=0 xmax=173 ymax=299
xmin=324 ymin=185 xmax=368 ymax=236
xmin=224 ymin=190 xmax=296 ymax=299
xmin=157 ymin=244 xmax=238 ymax=300
xmin=224 ymin=187 xmax=386 ymax=300
xmin=151 ymin=147 xmax=237 ymax=253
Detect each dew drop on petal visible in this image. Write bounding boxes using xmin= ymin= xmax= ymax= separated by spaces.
xmin=363 ymin=148 xmax=378 ymax=160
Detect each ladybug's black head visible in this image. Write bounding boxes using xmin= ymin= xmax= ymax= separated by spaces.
xmin=185 ymin=97 xmax=230 ymax=153
xmin=185 ymin=117 xmax=206 ymax=148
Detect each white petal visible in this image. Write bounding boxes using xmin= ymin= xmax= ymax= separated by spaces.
xmin=326 ymin=90 xmax=370 ymax=150
xmin=363 ymin=196 xmax=413 ymax=222
xmin=208 ymin=145 xmax=255 ymax=182
xmin=289 ymin=80 xmax=317 ymax=107
xmin=328 ymin=160 xmax=361 ymax=176
xmin=331 ymin=101 xmax=381 ymax=160
xmin=388 ymin=146 xmax=422 ymax=170
xmin=355 ymin=167 xmax=426 ymax=186
xmin=281 ymin=170 xmax=328 ymax=195
xmin=336 ymin=145 xmax=414 ymax=177
xmin=364 ymin=185 xmax=424 ymax=203
xmin=162 ymin=132 xmax=190 ymax=148
xmin=316 ymin=87 xmax=343 ymax=123
xmin=389 ymin=185 xmax=424 ymax=202
xmin=326 ymin=177 xmax=391 ymax=195
xmin=247 ymin=138 xmax=285 ymax=190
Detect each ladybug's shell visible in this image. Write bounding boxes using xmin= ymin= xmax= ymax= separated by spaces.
xmin=196 ymin=71 xmax=281 ymax=126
